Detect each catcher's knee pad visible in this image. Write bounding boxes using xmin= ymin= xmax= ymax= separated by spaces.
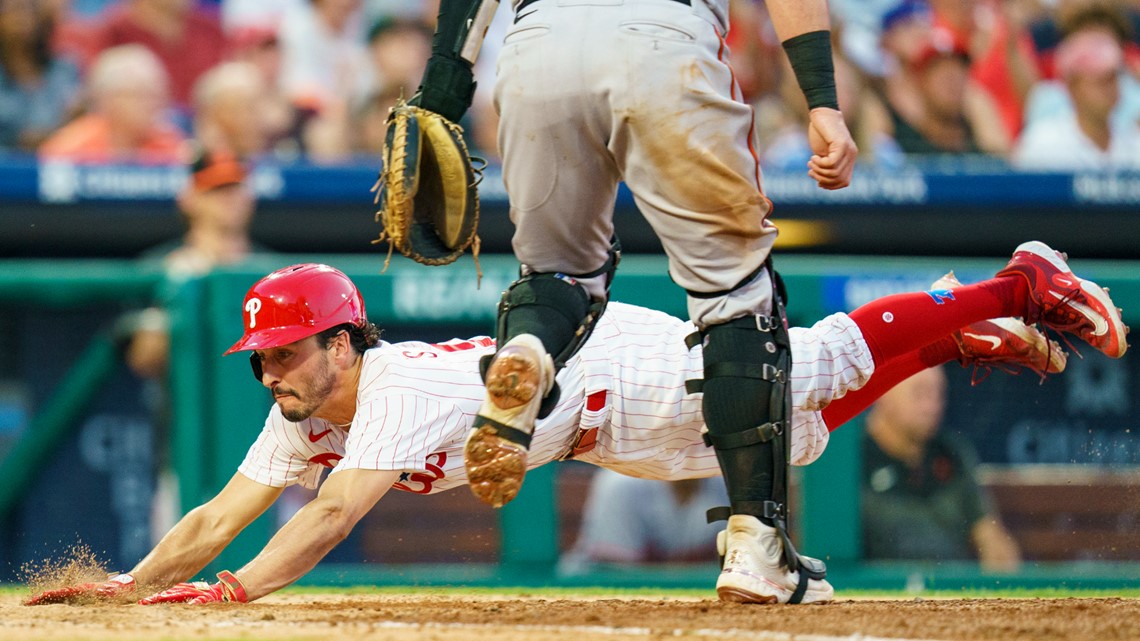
xmin=495 ymin=238 xmax=621 ymax=366
xmin=490 ymin=240 xmax=621 ymax=416
xmin=488 ymin=272 xmax=606 ymax=418
xmin=494 ymin=272 xmax=592 ymax=361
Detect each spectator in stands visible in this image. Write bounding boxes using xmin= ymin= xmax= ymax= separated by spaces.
xmin=1013 ymin=27 xmax=1140 ymax=169
xmin=874 ymin=0 xmax=936 ymax=137
xmin=86 ymin=0 xmax=228 ymax=111
xmin=225 ymin=24 xmax=312 ymax=160
xmin=929 ymin=0 xmax=1041 ymax=141
xmin=191 ymin=61 xmax=268 ymax=160
xmin=1027 ymin=0 xmax=1140 ymax=82
xmin=0 ymin=0 xmax=83 ymax=151
xmin=38 ymin=44 xmax=186 ymax=163
xmin=162 ymin=148 xmax=259 ymax=277
xmin=272 ymin=0 xmax=371 ymax=162
xmin=365 ymin=16 xmax=430 ymax=99
xmin=862 ymin=366 xmax=1022 ymax=572
xmin=867 ymin=29 xmax=1011 ymax=156
xmin=1023 ymin=1 xmax=1140 ymax=136
xmin=278 ymin=0 xmax=370 ymax=113
xmin=350 ymin=16 xmax=431 ymax=158
xmin=831 ymin=0 xmax=917 ymax=79
xmin=352 ymin=84 xmax=401 ymax=156
xmin=561 ymin=468 xmax=728 ymax=573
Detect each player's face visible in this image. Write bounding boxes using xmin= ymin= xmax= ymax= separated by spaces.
xmin=255 ymin=337 xmax=337 ymax=422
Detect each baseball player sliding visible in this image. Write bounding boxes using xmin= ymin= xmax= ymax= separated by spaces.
xmin=25 ymin=241 xmax=1127 ymax=606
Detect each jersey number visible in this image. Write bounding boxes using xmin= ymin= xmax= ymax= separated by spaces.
xmin=393 ymin=452 xmax=447 ymax=494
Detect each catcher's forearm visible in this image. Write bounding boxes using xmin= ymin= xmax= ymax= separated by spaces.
xmin=767 ymin=0 xmax=839 ymax=111
xmin=415 ymin=0 xmax=500 ymax=122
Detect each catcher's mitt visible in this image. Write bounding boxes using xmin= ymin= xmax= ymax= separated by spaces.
xmin=373 ymin=101 xmax=483 ymax=281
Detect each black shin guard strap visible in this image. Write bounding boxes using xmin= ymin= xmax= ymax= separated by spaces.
xmin=471 ymin=415 xmax=532 ymax=448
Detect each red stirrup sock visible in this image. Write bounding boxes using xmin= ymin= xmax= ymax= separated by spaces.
xmin=847 ymin=277 xmax=1027 ymax=367
xmin=821 ymin=338 xmax=959 ymax=430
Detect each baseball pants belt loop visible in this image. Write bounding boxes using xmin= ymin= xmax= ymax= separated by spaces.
xmin=516 ymin=0 xmax=690 ymax=11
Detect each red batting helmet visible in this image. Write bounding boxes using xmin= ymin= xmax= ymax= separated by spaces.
xmin=223 ymin=263 xmax=367 ymax=355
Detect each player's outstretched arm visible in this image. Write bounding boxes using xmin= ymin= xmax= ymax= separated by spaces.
xmin=139 ymin=468 xmax=401 ymax=604
xmin=24 ymin=473 xmax=281 ymax=605
xmin=130 ymin=473 xmax=284 ymax=587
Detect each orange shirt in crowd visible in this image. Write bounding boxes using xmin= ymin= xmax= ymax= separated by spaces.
xmin=38 ymin=114 xmax=186 ymax=163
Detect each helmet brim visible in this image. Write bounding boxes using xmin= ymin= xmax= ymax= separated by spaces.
xmin=222 ymin=326 xmax=321 ymax=356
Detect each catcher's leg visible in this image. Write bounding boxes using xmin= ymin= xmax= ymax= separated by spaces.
xmin=465 ymin=246 xmax=620 ymax=508
xmin=687 ymin=264 xmax=831 ymax=605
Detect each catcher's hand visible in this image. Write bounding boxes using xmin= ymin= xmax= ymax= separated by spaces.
xmin=373 ymin=101 xmax=483 ymax=280
xmin=138 ymin=571 xmax=247 ymax=605
xmin=24 ymin=573 xmax=136 ymax=605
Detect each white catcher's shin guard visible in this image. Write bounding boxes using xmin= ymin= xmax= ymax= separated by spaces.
xmin=716 ymin=515 xmax=834 ymax=605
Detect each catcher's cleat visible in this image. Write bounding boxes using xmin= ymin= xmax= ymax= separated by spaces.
xmin=933 ymin=273 xmax=1068 ymax=381
xmin=996 ymin=241 xmax=1129 ymax=359
xmin=716 ymin=515 xmax=834 ymax=605
xmin=464 ymin=334 xmax=554 ymax=508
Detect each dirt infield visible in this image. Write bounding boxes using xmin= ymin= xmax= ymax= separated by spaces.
xmin=3 ymin=592 xmax=1137 ymax=641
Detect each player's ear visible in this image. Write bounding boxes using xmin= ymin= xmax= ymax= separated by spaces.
xmin=331 ymin=330 xmax=353 ymax=364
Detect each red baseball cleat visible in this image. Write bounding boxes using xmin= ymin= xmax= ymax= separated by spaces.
xmin=933 ymin=273 xmax=1068 ymax=380
xmin=996 ymin=241 xmax=1129 ymax=359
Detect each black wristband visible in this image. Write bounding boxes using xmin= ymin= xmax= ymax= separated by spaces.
xmin=411 ymin=0 xmax=485 ymax=122
xmin=781 ymin=30 xmax=839 ymax=111
xmin=411 ymin=56 xmax=476 ymax=123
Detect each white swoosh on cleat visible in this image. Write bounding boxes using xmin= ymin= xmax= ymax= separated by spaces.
xmin=1050 ymin=291 xmax=1109 ymax=336
xmin=962 ymin=333 xmax=1003 ymax=350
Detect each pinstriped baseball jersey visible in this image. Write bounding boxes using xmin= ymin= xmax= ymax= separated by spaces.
xmin=236 ymin=302 xmax=875 ymax=494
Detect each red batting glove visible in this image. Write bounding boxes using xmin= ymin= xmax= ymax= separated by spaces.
xmin=24 ymin=573 xmax=136 ymax=605
xmin=138 ymin=570 xmax=248 ymax=605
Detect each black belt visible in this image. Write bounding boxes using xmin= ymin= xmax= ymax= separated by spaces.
xmin=517 ymin=0 xmax=690 ymax=12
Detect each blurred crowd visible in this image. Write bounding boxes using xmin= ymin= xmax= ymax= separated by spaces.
xmin=3 ymin=0 xmax=1140 ymax=170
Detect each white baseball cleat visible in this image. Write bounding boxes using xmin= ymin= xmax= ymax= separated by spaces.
xmin=716 ymin=515 xmax=834 ymax=605
xmin=463 ymin=334 xmax=554 ymax=508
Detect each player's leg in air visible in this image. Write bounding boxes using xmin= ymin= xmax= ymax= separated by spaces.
xmin=810 ymin=241 xmax=1129 ymax=432
xmin=815 ymin=271 xmax=1067 ymax=431
xmin=707 ymin=241 xmax=1129 ymax=605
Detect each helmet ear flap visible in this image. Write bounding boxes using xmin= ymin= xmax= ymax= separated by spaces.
xmin=249 ymin=353 xmax=264 ymax=382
